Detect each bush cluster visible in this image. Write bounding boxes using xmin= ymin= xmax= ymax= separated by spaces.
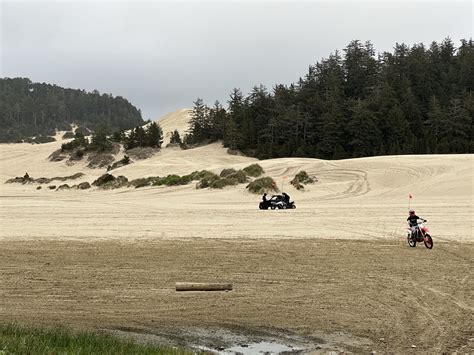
xmin=290 ymin=171 xmax=317 ymax=190
xmin=246 ymin=177 xmax=279 ymax=194
xmin=243 ymin=164 xmax=265 ymax=177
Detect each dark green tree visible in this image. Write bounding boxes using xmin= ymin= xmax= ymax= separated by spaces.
xmin=170 ymin=129 xmax=182 ymax=144
xmin=89 ymin=126 xmax=112 ymax=152
xmin=146 ymin=122 xmax=163 ymax=148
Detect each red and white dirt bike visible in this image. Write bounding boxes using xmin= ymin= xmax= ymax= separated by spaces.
xmin=407 ymin=219 xmax=433 ymax=249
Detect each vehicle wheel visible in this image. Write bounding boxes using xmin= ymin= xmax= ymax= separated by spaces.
xmin=277 ymin=205 xmax=282 ymax=209
xmin=292 ymin=204 xmax=296 ymax=209
xmin=424 ymin=234 xmax=433 ymax=249
xmin=259 ymin=203 xmax=264 ymax=210
xmin=271 ymin=205 xmax=276 ymax=210
xmin=407 ymin=235 xmax=416 ymax=247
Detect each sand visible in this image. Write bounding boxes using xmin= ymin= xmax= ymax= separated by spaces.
xmin=0 ymin=109 xmax=473 ymax=353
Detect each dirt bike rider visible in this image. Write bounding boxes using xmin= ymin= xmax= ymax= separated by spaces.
xmin=282 ymin=192 xmax=290 ymax=205
xmin=262 ymin=193 xmax=268 ymax=202
xmin=407 ymin=209 xmax=427 ymax=238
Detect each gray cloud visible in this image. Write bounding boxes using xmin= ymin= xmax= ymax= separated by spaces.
xmin=1 ymin=1 xmax=472 ymax=119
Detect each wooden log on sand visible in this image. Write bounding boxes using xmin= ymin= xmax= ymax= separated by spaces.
xmin=175 ymin=282 xmax=233 ymax=292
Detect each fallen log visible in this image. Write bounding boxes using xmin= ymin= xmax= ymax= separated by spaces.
xmin=175 ymin=282 xmax=233 ymax=292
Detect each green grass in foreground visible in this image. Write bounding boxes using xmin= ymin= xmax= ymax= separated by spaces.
xmin=0 ymin=324 xmax=192 ymax=355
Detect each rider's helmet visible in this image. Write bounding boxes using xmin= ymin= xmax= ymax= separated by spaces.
xmin=409 ymin=209 xmax=415 ymax=216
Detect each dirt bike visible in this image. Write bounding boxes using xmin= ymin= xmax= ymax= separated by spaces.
xmin=407 ymin=219 xmax=433 ymax=249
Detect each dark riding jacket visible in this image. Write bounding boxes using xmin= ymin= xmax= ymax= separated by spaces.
xmin=407 ymin=215 xmax=423 ymax=227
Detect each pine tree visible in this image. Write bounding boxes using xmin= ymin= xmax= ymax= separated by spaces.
xmin=188 ymin=98 xmax=210 ymax=143
xmin=170 ymin=129 xmax=182 ymax=144
xmin=90 ymin=126 xmax=112 ymax=152
xmin=146 ymin=122 xmax=163 ymax=148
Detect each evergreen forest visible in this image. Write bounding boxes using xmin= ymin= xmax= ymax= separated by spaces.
xmin=0 ymin=78 xmax=144 ymax=143
xmin=186 ymin=38 xmax=473 ymax=158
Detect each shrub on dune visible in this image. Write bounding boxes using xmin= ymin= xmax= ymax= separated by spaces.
xmin=290 ymin=171 xmax=317 ymax=190
xmin=188 ymin=170 xmax=215 ymax=181
xmin=246 ymin=177 xmax=279 ymax=194
xmin=226 ymin=170 xmax=249 ymax=183
xmin=129 ymin=177 xmax=160 ymax=188
xmin=196 ymin=172 xmax=220 ymax=189
xmin=92 ymin=174 xmax=128 ymax=189
xmin=155 ymin=174 xmax=183 ymax=186
xmin=210 ymin=177 xmax=239 ymax=189
xmin=243 ymin=163 xmax=265 ymax=177
xmin=220 ymin=168 xmax=237 ymax=177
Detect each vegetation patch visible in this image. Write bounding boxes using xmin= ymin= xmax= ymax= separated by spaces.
xmin=196 ymin=172 xmax=220 ymax=189
xmin=87 ymin=153 xmax=115 ymax=169
xmin=48 ymin=149 xmax=67 ymax=162
xmin=74 ymin=126 xmax=92 ymax=137
xmin=227 ymin=148 xmax=245 ymax=156
xmin=128 ymin=177 xmax=160 ymax=188
xmin=56 ymin=184 xmax=71 ymax=191
xmin=227 ymin=170 xmax=249 ymax=183
xmin=126 ymin=147 xmax=157 ymax=160
xmin=187 ymin=170 xmax=214 ymax=181
xmin=5 ymin=173 xmax=85 ymax=185
xmin=24 ymin=135 xmax=56 ymax=144
xmin=108 ymin=155 xmax=131 ymax=171
xmin=0 ymin=323 xmax=190 ymax=354
xmin=246 ymin=177 xmax=279 ymax=194
xmin=92 ymin=174 xmax=128 ymax=189
xmin=53 ymin=129 xmax=121 ymax=167
xmin=123 ymin=122 xmax=163 ymax=150
xmin=290 ymin=171 xmax=317 ymax=190
xmin=76 ymin=182 xmax=91 ymax=190
xmin=220 ymin=168 xmax=237 ymax=178
xmin=62 ymin=131 xmax=75 ymax=139
xmin=243 ymin=164 xmax=265 ymax=177
xmin=210 ymin=177 xmax=239 ymax=189
xmin=153 ymin=175 xmax=183 ymax=186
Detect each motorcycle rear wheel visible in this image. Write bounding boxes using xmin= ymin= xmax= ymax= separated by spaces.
xmin=424 ymin=234 xmax=433 ymax=249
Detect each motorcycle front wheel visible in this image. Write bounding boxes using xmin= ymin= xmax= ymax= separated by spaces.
xmin=424 ymin=234 xmax=433 ymax=249
xmin=407 ymin=235 xmax=416 ymax=247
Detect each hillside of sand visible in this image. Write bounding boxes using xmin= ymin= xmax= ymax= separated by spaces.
xmin=0 ymin=108 xmax=472 ymax=242
xmin=0 ymin=109 xmax=473 ymax=353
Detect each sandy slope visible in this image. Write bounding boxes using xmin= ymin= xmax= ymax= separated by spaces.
xmin=0 ymin=108 xmax=473 ymax=353
xmin=155 ymin=108 xmax=192 ymax=145
xmin=0 ymin=112 xmax=472 ymax=242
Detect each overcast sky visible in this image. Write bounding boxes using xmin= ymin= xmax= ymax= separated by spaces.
xmin=1 ymin=1 xmax=472 ymax=120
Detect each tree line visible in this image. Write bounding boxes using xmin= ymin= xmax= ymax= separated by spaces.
xmin=0 ymin=77 xmax=144 ymax=143
xmin=63 ymin=122 xmax=164 ymax=153
xmin=186 ymin=38 xmax=473 ymax=158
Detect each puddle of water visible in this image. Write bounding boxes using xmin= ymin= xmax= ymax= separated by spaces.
xmin=199 ymin=341 xmax=304 ymax=354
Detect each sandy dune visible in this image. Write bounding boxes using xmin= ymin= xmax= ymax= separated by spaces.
xmin=0 ymin=109 xmax=473 ymax=353
xmin=0 ymin=110 xmax=472 ymax=242
xmin=155 ymin=108 xmax=192 ymax=145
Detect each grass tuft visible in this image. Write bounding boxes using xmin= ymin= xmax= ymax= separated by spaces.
xmin=0 ymin=323 xmax=191 ymax=354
